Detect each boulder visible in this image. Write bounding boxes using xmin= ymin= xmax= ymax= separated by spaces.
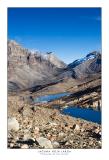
xmin=72 ymin=124 xmax=80 ymax=131
xmin=36 ymin=137 xmax=53 ymax=149
xmin=23 ymin=134 xmax=31 ymax=141
xmin=21 ymin=144 xmax=29 ymax=149
xmin=8 ymin=117 xmax=19 ymax=131
xmin=52 ymin=141 xmax=60 ymax=148
xmin=34 ymin=126 xmax=40 ymax=134
xmin=59 ymin=132 xmax=65 ymax=138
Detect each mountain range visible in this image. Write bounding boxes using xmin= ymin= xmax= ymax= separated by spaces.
xmin=8 ymin=40 xmax=101 ymax=93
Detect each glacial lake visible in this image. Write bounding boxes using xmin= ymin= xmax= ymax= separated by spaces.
xmin=34 ymin=92 xmax=101 ymax=124
xmin=61 ymin=107 xmax=101 ymax=124
xmin=34 ymin=92 xmax=70 ymax=103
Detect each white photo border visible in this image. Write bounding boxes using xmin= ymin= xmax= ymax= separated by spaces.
xmin=0 ymin=0 xmax=109 ymax=160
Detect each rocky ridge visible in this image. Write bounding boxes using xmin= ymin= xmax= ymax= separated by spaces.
xmin=8 ymin=40 xmax=101 ymax=93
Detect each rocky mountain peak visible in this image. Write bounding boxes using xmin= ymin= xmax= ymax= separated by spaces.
xmin=8 ymin=40 xmax=66 ymax=68
xmin=44 ymin=52 xmax=66 ymax=68
xmin=68 ymin=51 xmax=101 ymax=69
xmin=86 ymin=51 xmax=100 ymax=59
xmin=8 ymin=40 xmax=20 ymax=46
xmin=8 ymin=40 xmax=28 ymax=57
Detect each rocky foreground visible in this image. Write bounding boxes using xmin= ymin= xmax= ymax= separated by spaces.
xmin=8 ymin=95 xmax=101 ymax=149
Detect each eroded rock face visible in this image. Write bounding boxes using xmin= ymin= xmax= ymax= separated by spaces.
xmin=8 ymin=40 xmax=66 ymax=92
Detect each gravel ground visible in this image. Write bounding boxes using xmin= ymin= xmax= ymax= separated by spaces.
xmin=8 ymin=95 xmax=101 ymax=149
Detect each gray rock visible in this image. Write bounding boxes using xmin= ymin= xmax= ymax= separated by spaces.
xmin=8 ymin=117 xmax=19 ymax=131
xmin=10 ymin=143 xmax=14 ymax=148
xmin=98 ymin=141 xmax=101 ymax=145
xmin=73 ymin=124 xmax=80 ymax=131
xmin=52 ymin=141 xmax=60 ymax=148
xmin=21 ymin=144 xmax=29 ymax=149
xmin=65 ymin=142 xmax=70 ymax=146
xmin=49 ymin=122 xmax=58 ymax=126
xmin=58 ymin=132 xmax=65 ymax=138
xmin=34 ymin=126 xmax=40 ymax=133
xmin=36 ymin=137 xmax=53 ymax=149
xmin=99 ymin=131 xmax=101 ymax=136
xmin=22 ymin=108 xmax=32 ymax=117
xmin=23 ymin=134 xmax=31 ymax=141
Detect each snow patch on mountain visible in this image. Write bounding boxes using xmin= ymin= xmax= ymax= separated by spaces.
xmin=68 ymin=51 xmax=100 ymax=68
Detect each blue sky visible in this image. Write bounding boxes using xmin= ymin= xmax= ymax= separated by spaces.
xmin=8 ymin=8 xmax=101 ymax=64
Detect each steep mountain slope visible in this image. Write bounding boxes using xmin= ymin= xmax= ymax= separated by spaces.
xmin=61 ymin=51 xmax=101 ymax=80
xmin=72 ymin=52 xmax=101 ymax=79
xmin=8 ymin=40 xmax=66 ymax=92
xmin=68 ymin=51 xmax=99 ymax=68
xmin=44 ymin=52 xmax=66 ymax=68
